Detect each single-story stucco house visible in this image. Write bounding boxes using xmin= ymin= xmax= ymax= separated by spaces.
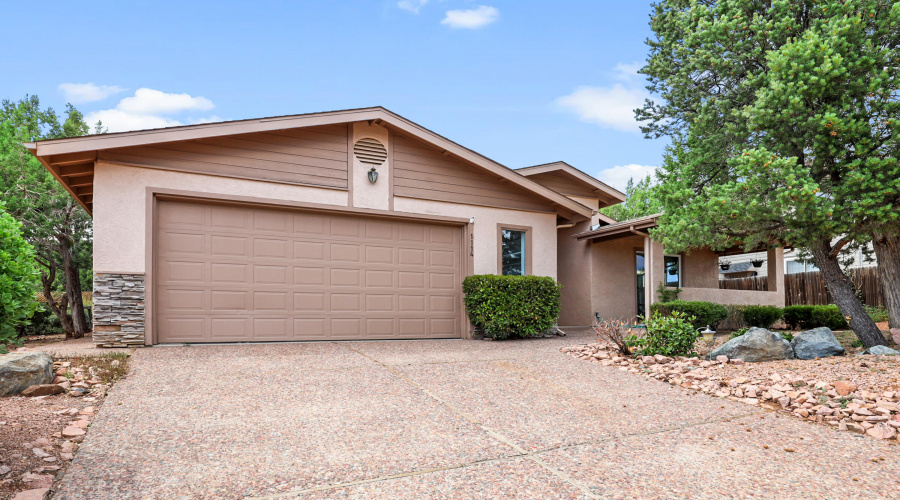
xmin=26 ymin=107 xmax=784 ymax=347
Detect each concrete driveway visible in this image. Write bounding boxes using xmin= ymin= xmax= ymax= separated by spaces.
xmin=55 ymin=329 xmax=899 ymax=499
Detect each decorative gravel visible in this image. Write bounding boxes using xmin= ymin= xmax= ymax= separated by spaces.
xmin=52 ymin=330 xmax=900 ymax=499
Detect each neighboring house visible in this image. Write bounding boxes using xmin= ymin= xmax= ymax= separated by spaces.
xmin=720 ymin=245 xmax=876 ymax=279
xmin=27 ymin=107 xmax=782 ymax=346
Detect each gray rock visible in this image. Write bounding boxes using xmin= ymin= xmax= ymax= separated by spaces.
xmin=0 ymin=353 xmax=53 ymax=397
xmin=791 ymin=327 xmax=845 ymax=360
xmin=706 ymin=327 xmax=794 ymax=362
xmin=861 ymin=345 xmax=900 ymax=356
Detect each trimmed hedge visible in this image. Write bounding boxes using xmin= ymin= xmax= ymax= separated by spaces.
xmin=650 ymin=301 xmax=729 ymax=329
xmin=742 ymin=305 xmax=783 ymax=329
xmin=462 ymin=275 xmax=561 ymax=340
xmin=783 ymin=305 xmax=849 ymax=331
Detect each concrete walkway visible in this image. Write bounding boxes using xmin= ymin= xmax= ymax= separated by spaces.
xmin=54 ymin=329 xmax=899 ymax=499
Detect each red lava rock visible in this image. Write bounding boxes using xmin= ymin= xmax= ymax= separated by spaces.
xmin=61 ymin=426 xmax=85 ymax=438
xmin=834 ymin=381 xmax=858 ymax=396
xmin=52 ymin=376 xmax=67 ymax=384
xmin=716 ymin=355 xmax=729 ymax=363
xmin=12 ymin=488 xmax=50 ymax=500
xmin=20 ymin=385 xmax=66 ymax=397
xmin=21 ymin=472 xmax=53 ymax=489
xmin=866 ymin=423 xmax=897 ymax=440
xmin=72 ymin=419 xmax=90 ymax=429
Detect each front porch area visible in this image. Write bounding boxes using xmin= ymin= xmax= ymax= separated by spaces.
xmin=560 ymin=215 xmax=785 ymax=325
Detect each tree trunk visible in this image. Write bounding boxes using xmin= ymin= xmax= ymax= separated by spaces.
xmin=809 ymin=238 xmax=886 ymax=348
xmin=59 ymin=237 xmax=88 ymax=338
xmin=872 ymin=231 xmax=900 ymax=329
xmin=38 ymin=258 xmax=76 ymax=337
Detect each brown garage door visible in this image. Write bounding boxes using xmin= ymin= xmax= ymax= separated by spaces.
xmin=154 ymin=199 xmax=463 ymax=343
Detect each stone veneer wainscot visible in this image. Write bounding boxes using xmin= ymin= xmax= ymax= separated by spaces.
xmin=93 ymin=273 xmax=145 ymax=347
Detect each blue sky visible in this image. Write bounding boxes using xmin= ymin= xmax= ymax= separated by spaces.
xmin=0 ymin=0 xmax=666 ymax=190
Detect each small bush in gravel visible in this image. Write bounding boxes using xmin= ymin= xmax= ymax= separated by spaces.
xmin=594 ymin=318 xmax=637 ymax=355
xmin=650 ymin=301 xmax=729 ymax=329
xmin=462 ymin=275 xmax=560 ymax=340
xmin=783 ymin=305 xmax=849 ymax=331
xmin=628 ymin=310 xmax=698 ymax=357
xmin=742 ymin=305 xmax=783 ymax=329
xmin=866 ymin=306 xmax=889 ymax=323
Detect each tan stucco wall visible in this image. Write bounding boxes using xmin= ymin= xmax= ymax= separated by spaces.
xmin=557 ymin=220 xmax=594 ymax=326
xmin=351 ymin=122 xmax=390 ymax=210
xmin=565 ymin=195 xmax=601 ymax=226
xmin=591 ymin=235 xmax=645 ymax=322
xmin=682 ymin=248 xmax=720 ymax=289
xmin=679 ymin=288 xmax=785 ymax=307
xmin=393 ymin=197 xmax=558 ymax=278
xmin=93 ymin=163 xmax=349 ymax=273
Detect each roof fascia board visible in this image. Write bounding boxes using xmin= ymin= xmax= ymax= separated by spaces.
xmin=33 ymin=107 xmax=386 ymax=156
xmin=518 ymin=162 xmax=625 ymax=203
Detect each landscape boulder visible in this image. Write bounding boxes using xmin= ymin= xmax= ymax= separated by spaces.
xmin=0 ymin=353 xmax=53 ymax=396
xmin=791 ymin=327 xmax=845 ymax=360
xmin=706 ymin=327 xmax=794 ymax=362
xmin=861 ymin=345 xmax=900 ymax=356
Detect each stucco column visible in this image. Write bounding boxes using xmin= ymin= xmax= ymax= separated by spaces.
xmin=643 ymin=236 xmax=652 ymax=320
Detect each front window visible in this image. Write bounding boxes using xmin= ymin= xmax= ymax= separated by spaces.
xmin=664 ymin=255 xmax=681 ymax=287
xmin=501 ymin=229 xmax=526 ymax=275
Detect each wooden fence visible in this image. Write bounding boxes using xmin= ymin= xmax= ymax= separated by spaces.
xmin=36 ymin=291 xmax=93 ymax=306
xmin=719 ymin=267 xmax=883 ymax=307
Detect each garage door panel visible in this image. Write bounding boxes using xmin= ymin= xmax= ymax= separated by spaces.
xmin=156 ymin=200 xmax=462 ymax=343
xmin=211 ymin=235 xmax=248 ymax=256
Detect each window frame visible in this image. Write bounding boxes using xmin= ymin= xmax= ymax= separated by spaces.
xmin=496 ymin=223 xmax=532 ymax=276
xmin=663 ymin=254 xmax=682 ymax=288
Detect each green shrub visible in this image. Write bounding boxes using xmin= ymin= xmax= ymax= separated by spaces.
xmin=730 ymin=327 xmax=749 ymax=339
xmin=742 ymin=305 xmax=783 ymax=329
xmin=462 ymin=275 xmax=561 ymax=340
xmin=0 ymin=204 xmax=40 ymax=352
xmin=657 ymin=284 xmax=682 ymax=302
xmin=15 ymin=303 xmax=62 ymax=337
xmin=627 ymin=310 xmax=698 ymax=357
xmin=780 ymin=331 xmax=795 ymax=342
xmin=866 ymin=306 xmax=889 ymax=323
xmin=782 ymin=305 xmax=849 ymax=330
xmin=650 ymin=301 xmax=729 ymax=329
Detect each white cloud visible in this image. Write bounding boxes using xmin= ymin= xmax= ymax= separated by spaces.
xmin=398 ymin=0 xmax=427 ymax=13
xmin=555 ymin=62 xmax=649 ymax=133
xmin=84 ymin=109 xmax=183 ymax=132
xmin=83 ymin=88 xmax=216 ymax=133
xmin=441 ymin=5 xmax=499 ymax=29
xmin=596 ymin=164 xmax=658 ymax=191
xmin=117 ymin=88 xmax=214 ymax=115
xmin=58 ymin=83 xmax=125 ymax=103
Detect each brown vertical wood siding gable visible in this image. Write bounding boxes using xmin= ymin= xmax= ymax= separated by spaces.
xmin=98 ymin=124 xmax=349 ymax=190
xmin=391 ymin=133 xmax=554 ymax=212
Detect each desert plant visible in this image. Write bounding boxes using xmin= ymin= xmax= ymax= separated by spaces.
xmin=650 ymin=300 xmax=729 ymax=329
xmin=742 ymin=305 xmax=783 ymax=329
xmin=627 ymin=310 xmax=698 ymax=357
xmin=594 ymin=317 xmax=638 ymax=356
xmin=783 ymin=305 xmax=849 ymax=331
xmin=462 ymin=275 xmax=561 ymax=340
xmin=780 ymin=331 xmax=795 ymax=342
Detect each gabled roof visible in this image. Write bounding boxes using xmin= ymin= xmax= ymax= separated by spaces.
xmin=516 ymin=161 xmax=625 ymax=205
xmin=26 ymin=107 xmax=593 ymax=220
xmin=573 ymin=213 xmax=661 ymax=241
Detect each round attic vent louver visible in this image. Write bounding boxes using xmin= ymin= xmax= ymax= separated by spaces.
xmin=353 ymin=137 xmax=387 ymax=166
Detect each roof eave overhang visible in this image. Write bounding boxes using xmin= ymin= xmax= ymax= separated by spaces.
xmin=31 ymin=107 xmax=592 ymax=222
xmin=573 ymin=215 xmax=660 ymax=241
xmin=517 ymin=161 xmax=626 ymax=205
